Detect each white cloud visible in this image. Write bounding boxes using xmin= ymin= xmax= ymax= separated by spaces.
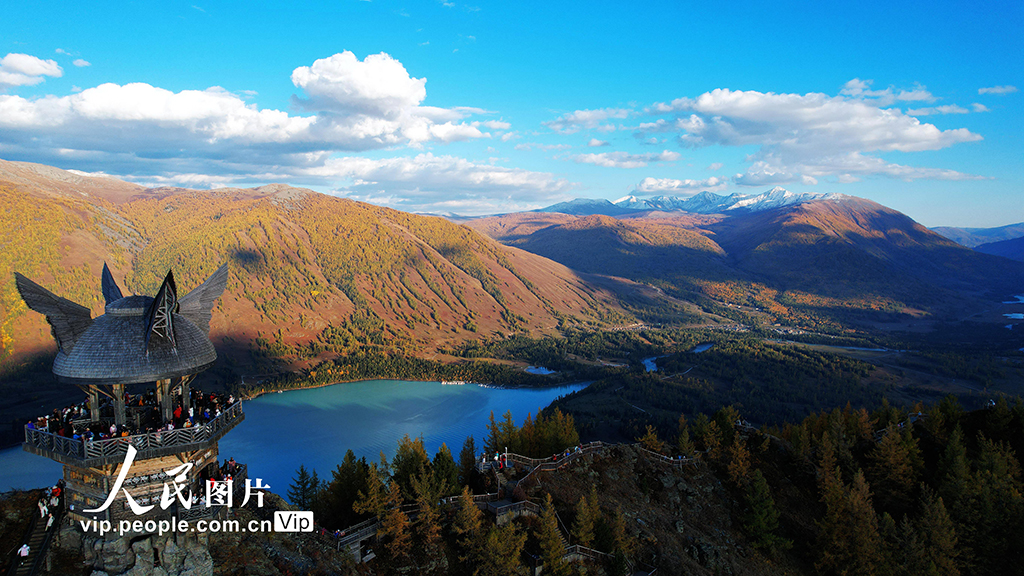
xmin=571 ymin=150 xmax=680 ymax=168
xmin=73 ymin=59 xmax=91 ymax=67
xmin=732 ymin=153 xmax=987 ymax=187
xmin=972 ymin=103 xmax=990 ymax=112
xmin=543 ymin=107 xmax=630 ymax=134
xmin=0 ymin=51 xmax=496 ymax=167
xmin=306 ymin=153 xmax=578 ymax=213
xmin=642 ymin=85 xmax=982 ymax=184
xmin=587 ymin=138 xmax=609 ymax=147
xmin=906 ymin=104 xmax=969 ymax=115
xmin=707 ymin=162 xmax=723 ymax=171
xmin=291 ymin=51 xmax=426 ymax=117
xmin=0 ymin=53 xmax=63 ymax=88
xmin=634 ymin=176 xmax=727 ymax=194
xmin=978 ymin=85 xmax=1017 ymax=95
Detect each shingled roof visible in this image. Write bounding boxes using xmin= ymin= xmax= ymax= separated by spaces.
xmin=15 ymin=264 xmax=228 ymax=385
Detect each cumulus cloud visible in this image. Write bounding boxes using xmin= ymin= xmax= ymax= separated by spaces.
xmin=543 ymin=107 xmax=630 ymax=134
xmin=978 ymin=85 xmax=1017 ymax=95
xmin=0 ymin=51 xmax=500 ymax=169
xmin=707 ymin=162 xmax=723 ymax=171
xmin=972 ymin=103 xmax=990 ymax=113
xmin=641 ymin=84 xmax=982 ymax=185
xmin=73 ymin=59 xmax=91 ymax=67
xmin=0 ymin=53 xmax=63 ymax=88
xmin=634 ymin=176 xmax=727 ymax=194
xmin=571 ymin=150 xmax=680 ymax=168
xmin=587 ymin=138 xmax=609 ymax=147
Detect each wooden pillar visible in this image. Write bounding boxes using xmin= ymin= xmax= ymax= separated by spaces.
xmin=88 ymin=385 xmax=100 ymax=422
xmin=180 ymin=377 xmax=191 ymax=422
xmin=113 ymin=383 xmax=126 ymax=430
xmin=159 ymin=379 xmax=173 ymax=423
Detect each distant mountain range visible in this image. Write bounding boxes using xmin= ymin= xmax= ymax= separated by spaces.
xmin=540 ymin=187 xmax=848 ymax=216
xmin=474 ymin=189 xmax=1024 ymax=333
xmin=931 ymin=221 xmax=1024 ymax=248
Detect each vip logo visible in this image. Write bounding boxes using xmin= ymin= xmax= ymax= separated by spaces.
xmin=274 ymin=511 xmax=314 ymax=532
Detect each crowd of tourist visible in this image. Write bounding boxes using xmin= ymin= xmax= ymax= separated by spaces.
xmin=26 ymin=389 xmax=238 ymax=442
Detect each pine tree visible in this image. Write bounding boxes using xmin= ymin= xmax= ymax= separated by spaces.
xmin=868 ymin=423 xmax=918 ymax=512
xmin=636 ymin=424 xmax=666 ymax=453
xmin=727 ymin=439 xmax=752 ymax=487
xmin=844 ymin=471 xmax=884 ymax=576
xmin=411 ymin=468 xmax=448 ymax=576
xmin=458 ymin=435 xmax=477 ymax=487
xmin=937 ymin=425 xmax=970 ymax=507
xmin=484 ymin=411 xmax=501 ymax=455
xmin=916 ymin=487 xmax=959 ymax=576
xmin=742 ymin=470 xmax=790 ymax=555
xmin=451 ymin=485 xmax=484 ymax=575
xmin=537 ymin=493 xmax=568 ymax=576
xmin=478 ymin=523 xmax=527 ymax=576
xmin=392 ymin=434 xmax=431 ymax=500
xmin=432 ymin=443 xmax=460 ymax=497
xmin=323 ymin=450 xmax=370 ymax=529
xmin=572 ymin=485 xmax=599 ymax=548
xmin=287 ymin=464 xmax=319 ymax=510
xmin=377 ymin=482 xmax=414 ymax=575
xmin=353 ymin=462 xmax=388 ymax=518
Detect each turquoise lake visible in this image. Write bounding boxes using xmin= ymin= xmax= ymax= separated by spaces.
xmin=0 ymin=380 xmax=587 ymax=495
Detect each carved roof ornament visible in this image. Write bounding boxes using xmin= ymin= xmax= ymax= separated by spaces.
xmin=14 ymin=264 xmax=229 ymax=385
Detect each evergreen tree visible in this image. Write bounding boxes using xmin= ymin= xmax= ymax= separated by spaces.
xmin=916 ymin=487 xmax=959 ymax=576
xmin=353 ymin=462 xmax=388 ymax=519
xmin=571 ymin=485 xmax=599 ymax=548
xmin=636 ymin=424 xmax=666 ymax=453
xmin=844 ymin=471 xmax=885 ymax=576
xmin=451 ymin=485 xmax=484 ymax=575
xmin=412 ymin=468 xmax=448 ymax=576
xmin=742 ymin=470 xmax=790 ymax=555
xmin=677 ymin=414 xmax=695 ymax=457
xmin=868 ymin=423 xmax=918 ymax=513
xmin=458 ymin=435 xmax=478 ymax=487
xmin=376 ymin=482 xmax=414 ymax=575
xmin=727 ymin=439 xmax=752 ymax=487
xmin=478 ymin=523 xmax=527 ymax=576
xmin=937 ymin=425 xmax=970 ymax=507
xmin=392 ymin=434 xmax=431 ymax=500
xmin=432 ymin=443 xmax=460 ymax=497
xmin=287 ymin=465 xmax=319 ymax=510
xmin=484 ymin=411 xmax=501 ymax=455
xmin=537 ymin=493 xmax=568 ymax=576
xmin=323 ymin=450 xmax=370 ymax=529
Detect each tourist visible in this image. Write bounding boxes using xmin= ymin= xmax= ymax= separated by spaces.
xmin=17 ymin=544 xmax=29 ymax=565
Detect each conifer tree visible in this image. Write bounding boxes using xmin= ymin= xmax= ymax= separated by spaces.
xmin=432 ymin=443 xmax=460 ymax=497
xmin=727 ymin=439 xmax=752 ymax=487
xmin=916 ymin=487 xmax=959 ymax=576
xmin=677 ymin=414 xmax=695 ymax=456
xmin=353 ymin=462 xmax=388 ymax=518
xmin=392 ymin=434 xmax=431 ymax=500
xmin=412 ymin=468 xmax=448 ymax=576
xmin=287 ymin=464 xmax=320 ymax=510
xmin=844 ymin=471 xmax=885 ymax=576
xmin=937 ymin=425 xmax=970 ymax=506
xmin=452 ymin=485 xmax=484 ymax=575
xmin=868 ymin=423 xmax=918 ymax=512
xmin=637 ymin=424 xmax=666 ymax=453
xmin=458 ymin=435 xmax=478 ymax=487
xmin=478 ymin=523 xmax=527 ymax=576
xmin=572 ymin=485 xmax=599 ymax=548
xmin=323 ymin=450 xmax=370 ymax=528
xmin=742 ymin=469 xmax=790 ymax=555
xmin=376 ymin=482 xmax=414 ymax=575
xmin=537 ymin=493 xmax=568 ymax=576
xmin=484 ymin=411 xmax=501 ymax=455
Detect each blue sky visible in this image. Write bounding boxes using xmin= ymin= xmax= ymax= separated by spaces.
xmin=0 ymin=0 xmax=1020 ymax=226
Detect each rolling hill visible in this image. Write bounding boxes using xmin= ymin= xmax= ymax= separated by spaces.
xmin=975 ymin=236 xmax=1024 ymax=262
xmin=470 ymin=193 xmax=1024 ymax=333
xmin=0 ymin=159 xmax=634 ymax=380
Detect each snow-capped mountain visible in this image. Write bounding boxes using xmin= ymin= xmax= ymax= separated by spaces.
xmin=610 ymin=187 xmax=846 ymax=214
xmin=542 ymin=188 xmax=848 ymax=216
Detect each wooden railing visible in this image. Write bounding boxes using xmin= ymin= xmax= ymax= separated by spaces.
xmin=24 ymin=401 xmax=244 ymax=466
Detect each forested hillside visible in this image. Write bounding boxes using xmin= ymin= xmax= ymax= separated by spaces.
xmin=0 ymin=161 xmax=632 ymax=383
